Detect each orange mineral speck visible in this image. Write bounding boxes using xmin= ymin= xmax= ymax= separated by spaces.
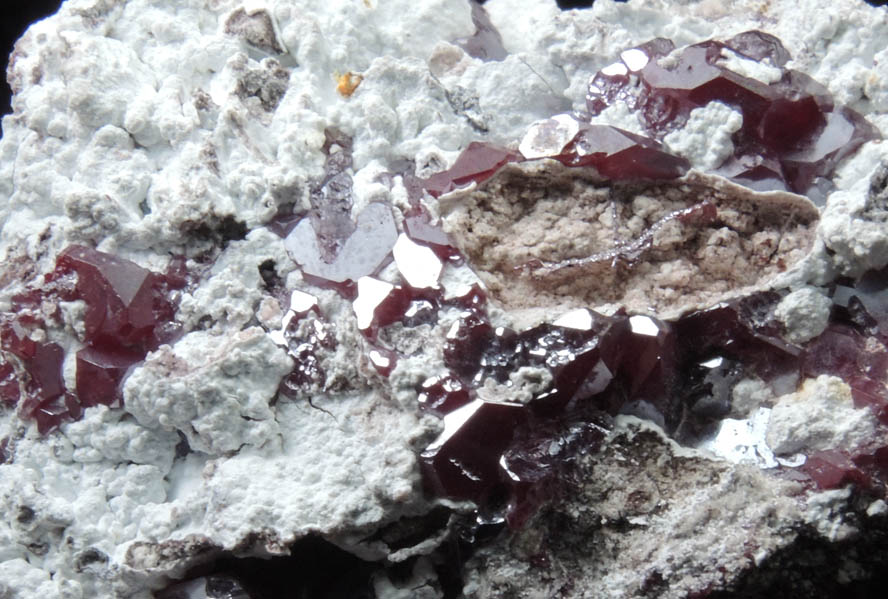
xmin=336 ymin=72 xmax=363 ymax=97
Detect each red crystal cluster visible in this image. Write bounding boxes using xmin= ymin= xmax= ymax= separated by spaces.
xmin=278 ymin=176 xmax=888 ymax=524
xmin=421 ymin=129 xmax=687 ymax=199
xmin=0 ymin=247 xmax=183 ymax=433
xmin=274 ymin=290 xmax=334 ymax=396
xmin=586 ymin=31 xmax=880 ymax=197
xmin=419 ymin=284 xmax=888 ymax=527
xmin=271 ymin=34 xmax=887 ymax=527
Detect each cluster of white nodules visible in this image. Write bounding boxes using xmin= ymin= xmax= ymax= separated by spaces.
xmin=663 ymin=102 xmax=743 ymax=171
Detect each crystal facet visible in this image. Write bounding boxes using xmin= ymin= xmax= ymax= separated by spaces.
xmin=423 ymin=142 xmax=522 ymax=197
xmin=0 ymin=247 xmax=183 ymax=432
xmin=585 ymin=32 xmax=880 ymax=195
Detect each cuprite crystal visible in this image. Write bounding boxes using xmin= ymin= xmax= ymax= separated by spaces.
xmin=455 ymin=1 xmax=508 ymax=62
xmin=284 ymin=202 xmax=398 ymax=291
xmin=309 ymin=128 xmax=358 ymax=262
xmin=0 ymin=246 xmax=183 ymax=432
xmin=271 ymin=290 xmax=332 ymax=395
xmin=426 ymin=309 xmax=626 ymax=510
xmin=519 ymin=115 xmax=690 ymax=180
xmin=55 ymin=245 xmax=182 ymax=353
xmin=420 ymin=398 xmax=528 ymax=503
xmin=0 ymin=316 xmax=73 ymax=433
xmin=0 ymin=359 xmax=18 ymax=407
xmin=585 ymin=31 xmax=880 ymax=195
xmin=75 ymin=346 xmax=143 ymax=409
xmin=392 ymin=233 xmax=444 ymax=289
xmin=54 ymin=246 xmax=183 ymax=408
xmin=501 ymin=419 xmax=608 ymax=528
xmin=417 ymin=273 xmax=885 ymax=520
xmin=418 ymin=375 xmax=472 ymax=415
xmin=801 ymin=449 xmax=871 ymax=490
xmin=423 ymin=142 xmax=522 ymax=197
xmin=804 ymin=323 xmax=888 ymax=425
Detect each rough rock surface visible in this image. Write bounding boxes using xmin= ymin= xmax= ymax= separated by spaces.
xmin=0 ymin=1 xmax=887 ymax=598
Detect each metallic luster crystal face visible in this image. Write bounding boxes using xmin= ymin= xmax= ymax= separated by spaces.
xmin=585 ymin=30 xmax=881 ymax=197
xmin=0 ymin=247 xmax=183 ymax=433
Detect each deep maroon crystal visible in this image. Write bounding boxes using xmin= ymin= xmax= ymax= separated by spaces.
xmin=801 ymin=450 xmax=871 ymax=490
xmin=560 ymin=124 xmax=689 ymax=179
xmin=521 ymin=117 xmax=690 ymax=180
xmin=0 ymin=358 xmax=20 ymax=407
xmin=277 ymin=306 xmax=332 ymax=395
xmin=0 ymin=318 xmax=71 ymax=433
xmin=803 ymin=324 xmax=888 ymax=424
xmin=723 ymin=30 xmax=791 ymax=66
xmin=418 ymin=280 xmax=881 ymax=523
xmin=674 ymin=292 xmax=800 ymax=382
xmin=423 ymin=142 xmax=522 ymax=197
xmin=55 ymin=245 xmax=180 ymax=353
xmin=0 ymin=247 xmax=183 ymax=432
xmin=585 ymin=31 xmax=881 ymax=195
xmin=367 ymin=344 xmax=398 ymax=377
xmin=845 ymin=265 xmax=888 ymax=337
xmin=501 ymin=420 xmax=607 ymax=528
xmin=418 ymin=375 xmax=472 ymax=415
xmin=75 ymin=346 xmax=142 ymax=408
xmin=420 ymin=399 xmax=528 ymax=502
xmin=403 ymin=209 xmax=462 ymax=263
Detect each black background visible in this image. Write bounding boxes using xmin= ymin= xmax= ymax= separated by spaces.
xmin=1 ymin=1 xmax=63 ymax=117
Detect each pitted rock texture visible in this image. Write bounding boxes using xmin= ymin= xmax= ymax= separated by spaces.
xmin=442 ymin=162 xmax=819 ymax=318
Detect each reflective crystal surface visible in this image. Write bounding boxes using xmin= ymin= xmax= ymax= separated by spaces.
xmin=585 ymin=31 xmax=880 ymax=195
xmin=455 ymin=1 xmax=507 ymax=62
xmin=520 ymin=116 xmax=690 ymax=180
xmin=423 ymin=142 xmax=522 ymax=197
xmin=0 ymin=247 xmax=183 ymax=432
xmin=284 ymin=202 xmax=398 ymax=288
xmin=417 ymin=277 xmax=888 ymax=519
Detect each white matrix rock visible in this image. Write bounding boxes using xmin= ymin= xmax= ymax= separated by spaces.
xmin=1 ymin=0 xmax=887 ymax=598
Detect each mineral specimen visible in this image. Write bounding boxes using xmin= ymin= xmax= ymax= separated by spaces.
xmin=2 ymin=1 xmax=888 ymax=598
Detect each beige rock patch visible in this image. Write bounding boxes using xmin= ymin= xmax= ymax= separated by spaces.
xmin=441 ymin=161 xmax=819 ymax=318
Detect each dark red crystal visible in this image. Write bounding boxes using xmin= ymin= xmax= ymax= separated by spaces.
xmin=277 ymin=309 xmax=332 ymax=395
xmin=0 ymin=358 xmax=20 ymax=407
xmin=403 ymin=210 xmax=461 ymax=263
xmin=501 ymin=420 xmax=607 ymax=528
xmin=0 ymin=247 xmax=183 ymax=432
xmin=423 ymin=142 xmax=522 ymax=197
xmin=367 ymin=344 xmax=398 ymax=377
xmin=0 ymin=318 xmax=72 ymax=432
xmin=420 ymin=399 xmax=528 ymax=502
xmin=585 ymin=32 xmax=881 ymax=195
xmin=55 ymin=246 xmax=181 ymax=353
xmin=558 ymin=124 xmax=689 ymax=179
xmin=801 ymin=450 xmax=871 ymax=490
xmin=75 ymin=346 xmax=142 ymax=408
xmin=418 ymin=375 xmax=472 ymax=415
